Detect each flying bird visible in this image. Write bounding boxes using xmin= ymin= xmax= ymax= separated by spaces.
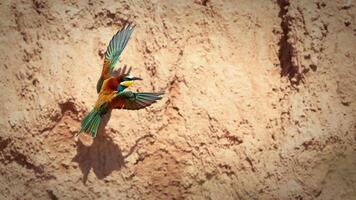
xmin=76 ymin=24 xmax=163 ymax=138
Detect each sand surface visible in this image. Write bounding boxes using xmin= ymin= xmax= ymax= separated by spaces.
xmin=0 ymin=0 xmax=355 ymax=199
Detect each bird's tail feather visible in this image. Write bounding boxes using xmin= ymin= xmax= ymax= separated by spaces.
xmin=76 ymin=108 xmax=102 ymax=138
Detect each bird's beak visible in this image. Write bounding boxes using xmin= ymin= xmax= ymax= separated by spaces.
xmin=131 ymin=77 xmax=143 ymax=81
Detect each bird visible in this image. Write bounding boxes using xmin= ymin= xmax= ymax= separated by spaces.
xmin=76 ymin=23 xmax=163 ymax=139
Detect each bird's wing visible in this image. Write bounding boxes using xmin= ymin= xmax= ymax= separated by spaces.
xmin=113 ymin=91 xmax=164 ymax=110
xmin=97 ymin=23 xmax=135 ymax=93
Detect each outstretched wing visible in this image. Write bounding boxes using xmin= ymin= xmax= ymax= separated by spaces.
xmin=97 ymin=23 xmax=135 ymax=93
xmin=113 ymin=91 xmax=164 ymax=110
xmin=104 ymin=24 xmax=135 ymax=74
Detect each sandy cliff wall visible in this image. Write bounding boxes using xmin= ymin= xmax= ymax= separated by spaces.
xmin=0 ymin=0 xmax=355 ymax=199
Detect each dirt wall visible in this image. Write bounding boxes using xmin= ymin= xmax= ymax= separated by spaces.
xmin=0 ymin=0 xmax=355 ymax=199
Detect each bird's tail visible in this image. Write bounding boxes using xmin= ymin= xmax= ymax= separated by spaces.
xmin=76 ymin=108 xmax=102 ymax=138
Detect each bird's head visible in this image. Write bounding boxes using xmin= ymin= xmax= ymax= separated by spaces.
xmin=118 ymin=75 xmax=142 ymax=92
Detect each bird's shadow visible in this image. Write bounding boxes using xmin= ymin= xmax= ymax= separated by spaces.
xmin=72 ymin=111 xmax=154 ymax=184
xmin=72 ymin=111 xmax=123 ymax=184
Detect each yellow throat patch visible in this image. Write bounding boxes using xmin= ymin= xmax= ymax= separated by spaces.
xmin=120 ymin=80 xmax=134 ymax=87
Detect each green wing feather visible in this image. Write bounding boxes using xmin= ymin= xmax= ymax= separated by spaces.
xmin=77 ymin=108 xmax=101 ymax=138
xmin=97 ymin=24 xmax=135 ymax=93
xmin=76 ymin=103 xmax=108 ymax=138
xmin=105 ymin=23 xmax=135 ymax=75
xmin=115 ymin=91 xmax=164 ymax=110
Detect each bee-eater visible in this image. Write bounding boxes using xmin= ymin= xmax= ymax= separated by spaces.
xmin=76 ymin=24 xmax=163 ymax=138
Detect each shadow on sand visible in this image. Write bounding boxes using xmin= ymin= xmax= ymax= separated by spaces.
xmin=72 ymin=112 xmax=125 ymax=183
xmin=72 ymin=111 xmax=154 ymax=183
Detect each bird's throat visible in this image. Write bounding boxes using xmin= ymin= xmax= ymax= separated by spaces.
xmin=117 ymin=85 xmax=126 ymax=92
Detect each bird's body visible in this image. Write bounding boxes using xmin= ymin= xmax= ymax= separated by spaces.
xmin=76 ymin=24 xmax=163 ymax=138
